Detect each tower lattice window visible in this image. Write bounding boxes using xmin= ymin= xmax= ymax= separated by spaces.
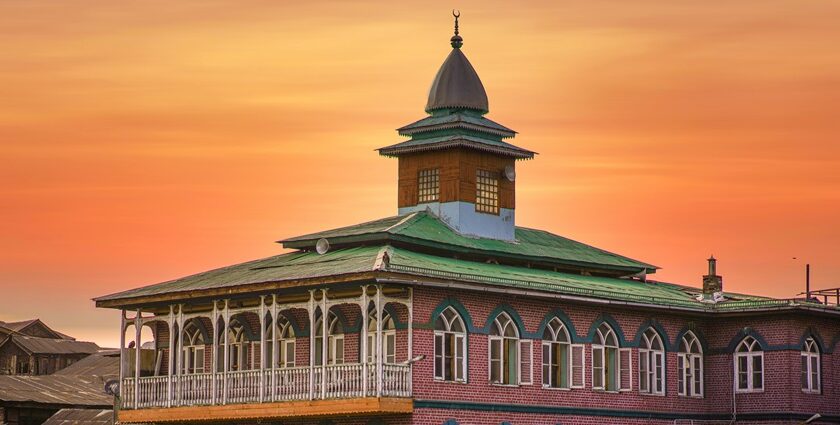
xmin=418 ymin=168 xmax=440 ymax=203
xmin=476 ymin=169 xmax=499 ymax=214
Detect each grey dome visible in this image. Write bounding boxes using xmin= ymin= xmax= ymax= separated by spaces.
xmin=425 ymin=48 xmax=489 ymax=114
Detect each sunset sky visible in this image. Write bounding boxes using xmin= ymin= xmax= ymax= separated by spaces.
xmin=2 ymin=0 xmax=839 ymax=347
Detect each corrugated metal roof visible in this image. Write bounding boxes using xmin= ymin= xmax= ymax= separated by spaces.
xmin=95 ymin=246 xmax=384 ymax=302
xmin=397 ymin=112 xmax=516 ymax=138
xmin=378 ymin=134 xmax=534 ymax=159
xmin=0 ymin=375 xmax=112 ymax=406
xmin=43 ymin=409 xmax=113 ymax=425
xmin=5 ymin=335 xmax=99 ymax=355
xmin=283 ymin=212 xmax=656 ymax=273
xmin=54 ymin=351 xmax=119 ymax=378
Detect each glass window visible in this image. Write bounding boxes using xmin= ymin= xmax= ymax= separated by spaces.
xmin=542 ymin=318 xmax=571 ymax=389
xmin=418 ymin=168 xmax=440 ymax=203
xmin=182 ymin=320 xmax=206 ymax=374
xmin=434 ymin=307 xmax=467 ymax=382
xmin=476 ymin=169 xmax=500 ymax=214
xmin=801 ymin=337 xmax=820 ymax=394
xmin=367 ymin=307 xmax=396 ymax=364
xmin=734 ymin=336 xmax=763 ymax=392
xmin=592 ymin=323 xmax=619 ymax=391
xmin=314 ymin=312 xmax=344 ymax=366
xmin=678 ymin=331 xmax=703 ymax=397
xmin=265 ymin=316 xmax=296 ymax=369
xmin=639 ymin=328 xmax=665 ymax=395
xmin=489 ymin=313 xmax=521 ymax=385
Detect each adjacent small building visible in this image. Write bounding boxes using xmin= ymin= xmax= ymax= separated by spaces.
xmin=94 ymin=15 xmax=840 ymax=425
xmin=0 ymin=319 xmax=99 ymax=376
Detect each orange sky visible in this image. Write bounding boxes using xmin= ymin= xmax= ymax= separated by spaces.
xmin=2 ymin=1 xmax=839 ymax=347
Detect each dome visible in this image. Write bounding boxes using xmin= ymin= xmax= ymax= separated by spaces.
xmin=425 ymin=48 xmax=489 ymax=114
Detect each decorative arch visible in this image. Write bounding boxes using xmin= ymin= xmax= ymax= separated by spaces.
xmin=382 ymin=303 xmax=407 ymax=330
xmin=181 ymin=318 xmax=211 ymax=344
xmin=227 ymin=315 xmax=256 ymax=341
xmin=673 ymin=326 xmax=709 ymax=353
xmin=537 ymin=308 xmax=580 ymax=343
xmin=585 ymin=314 xmax=628 ymax=346
xmin=482 ymin=304 xmax=527 ymax=337
xmin=275 ymin=309 xmax=305 ymax=337
xmin=725 ymin=327 xmax=768 ymax=353
xmin=632 ymin=319 xmax=670 ymax=351
xmin=427 ymin=297 xmax=476 ymax=333
xmin=798 ymin=327 xmax=827 ymax=353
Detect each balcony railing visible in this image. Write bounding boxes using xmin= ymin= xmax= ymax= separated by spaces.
xmin=122 ymin=363 xmax=411 ymax=409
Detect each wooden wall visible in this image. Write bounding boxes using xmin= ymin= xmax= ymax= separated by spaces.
xmin=397 ymin=148 xmax=515 ymax=211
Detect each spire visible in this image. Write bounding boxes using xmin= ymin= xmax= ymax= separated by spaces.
xmin=425 ymin=11 xmax=489 ymax=114
xmin=451 ymin=10 xmax=463 ymax=49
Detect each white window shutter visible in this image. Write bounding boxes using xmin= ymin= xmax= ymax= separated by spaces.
xmin=571 ymin=344 xmax=585 ymax=388
xmin=519 ymin=340 xmax=532 ymax=385
xmin=619 ymin=348 xmax=632 ymax=391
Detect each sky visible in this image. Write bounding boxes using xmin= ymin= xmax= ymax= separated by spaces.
xmin=1 ymin=0 xmax=839 ymax=347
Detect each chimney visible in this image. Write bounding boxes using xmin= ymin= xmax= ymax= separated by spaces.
xmin=702 ymin=256 xmax=723 ymax=295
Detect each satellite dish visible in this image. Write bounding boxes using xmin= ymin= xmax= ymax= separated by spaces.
xmin=315 ymin=238 xmax=330 ymax=255
xmin=504 ymin=165 xmax=516 ymax=182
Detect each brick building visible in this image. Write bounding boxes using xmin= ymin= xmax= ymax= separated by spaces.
xmin=95 ymin=15 xmax=840 ymax=425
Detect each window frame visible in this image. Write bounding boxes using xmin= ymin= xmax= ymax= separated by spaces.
xmin=677 ymin=331 xmax=704 ymax=398
xmin=418 ymin=168 xmax=440 ymax=204
xmin=541 ymin=318 xmax=572 ymax=389
xmin=475 ymin=169 xmax=500 ymax=215
xmin=367 ymin=309 xmax=397 ymax=365
xmin=182 ymin=321 xmax=206 ymax=374
xmin=639 ymin=328 xmax=665 ymax=396
xmin=314 ymin=312 xmax=345 ymax=366
xmin=592 ymin=323 xmax=622 ymax=392
xmin=433 ymin=307 xmax=467 ymax=383
xmin=801 ymin=337 xmax=821 ymax=394
xmin=488 ymin=312 xmax=521 ymax=386
xmin=734 ymin=336 xmax=764 ymax=393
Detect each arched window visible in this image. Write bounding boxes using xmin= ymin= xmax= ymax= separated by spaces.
xmin=678 ymin=331 xmax=703 ymax=397
xmin=592 ymin=323 xmax=629 ymax=391
xmin=801 ymin=337 xmax=820 ymax=394
xmin=639 ymin=328 xmax=664 ymax=395
xmin=314 ymin=311 xmax=344 ymax=366
xmin=182 ymin=321 xmax=205 ymax=374
xmin=264 ymin=315 xmax=295 ymax=369
xmin=489 ymin=312 xmax=530 ymax=385
xmin=735 ymin=336 xmax=763 ymax=392
xmin=367 ymin=307 xmax=396 ymax=364
xmin=434 ymin=306 xmax=467 ymax=382
xmin=542 ymin=318 xmax=571 ymax=388
xmin=227 ymin=319 xmax=251 ymax=371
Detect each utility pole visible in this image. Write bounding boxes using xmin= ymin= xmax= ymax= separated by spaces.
xmin=805 ymin=263 xmax=810 ymax=301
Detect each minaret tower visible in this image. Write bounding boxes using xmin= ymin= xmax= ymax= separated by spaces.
xmin=378 ymin=12 xmax=535 ymax=240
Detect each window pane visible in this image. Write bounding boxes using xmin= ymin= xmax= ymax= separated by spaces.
xmin=677 ymin=356 xmax=685 ymax=395
xmin=455 ymin=334 xmax=465 ymax=381
xmin=737 ymin=356 xmax=748 ymax=389
xmin=559 ymin=343 xmax=569 ymax=388
xmin=418 ymin=168 xmax=440 ymax=203
xmin=751 ymin=355 xmax=762 ymax=389
xmin=639 ymin=351 xmax=649 ymax=392
xmin=476 ymin=169 xmax=500 ymax=215
xmin=801 ymin=355 xmax=809 ymax=389
xmin=434 ymin=334 xmax=443 ymax=379
xmin=542 ymin=344 xmax=550 ymax=386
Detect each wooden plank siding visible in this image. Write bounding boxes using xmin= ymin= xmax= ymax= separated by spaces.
xmin=397 ymin=148 xmax=515 ymax=210
xmin=116 ymin=397 xmax=413 ymax=424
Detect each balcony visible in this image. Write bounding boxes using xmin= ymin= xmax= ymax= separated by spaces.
xmin=121 ymin=363 xmax=411 ymax=409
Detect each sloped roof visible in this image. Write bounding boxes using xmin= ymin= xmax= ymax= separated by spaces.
xmin=4 ymin=335 xmax=98 ymax=355
xmin=0 ymin=319 xmax=74 ymax=340
xmin=43 ymin=409 xmax=113 ymax=425
xmin=378 ymin=134 xmax=534 ymax=159
xmin=0 ymin=375 xmax=112 ymax=406
xmin=397 ymin=112 xmax=516 ymax=138
xmin=95 ymin=246 xmax=385 ymax=302
xmin=282 ymin=212 xmax=656 ymax=274
xmin=426 ymin=48 xmax=488 ymax=113
xmin=54 ymin=351 xmax=119 ymax=378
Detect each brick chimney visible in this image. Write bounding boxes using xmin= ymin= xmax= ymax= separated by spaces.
xmin=702 ymin=256 xmax=723 ymax=295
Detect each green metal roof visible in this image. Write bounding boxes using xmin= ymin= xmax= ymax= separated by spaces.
xmin=377 ymin=134 xmax=535 ymax=159
xmin=397 ymin=112 xmax=516 ymax=138
xmin=95 ymin=246 xmax=385 ymax=302
xmin=281 ymin=212 xmax=657 ymax=275
xmin=95 ymin=243 xmax=838 ymax=314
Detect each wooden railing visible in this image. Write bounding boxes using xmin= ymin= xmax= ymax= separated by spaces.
xmin=121 ymin=363 xmax=411 ymax=409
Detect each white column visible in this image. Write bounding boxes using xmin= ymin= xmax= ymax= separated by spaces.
xmin=308 ymin=290 xmax=315 ymax=401
xmin=167 ymin=306 xmax=174 ymax=407
xmin=134 ymin=309 xmax=142 ymax=408
xmin=375 ymin=286 xmax=383 ymax=397
xmin=259 ymin=296 xmax=266 ymax=402
xmin=360 ymin=285 xmax=369 ymax=396
xmin=211 ymin=301 xmax=218 ymax=405
xmin=270 ymin=295 xmax=278 ymax=401
xmin=407 ymin=287 xmax=414 ymax=395
xmin=175 ymin=305 xmax=184 ymax=405
xmin=119 ymin=311 xmax=126 ymax=406
xmin=320 ymin=289 xmax=328 ymax=400
xmin=222 ymin=300 xmax=230 ymax=405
